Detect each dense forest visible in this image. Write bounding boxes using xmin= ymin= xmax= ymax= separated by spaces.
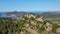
xmin=0 ymin=14 xmax=60 ymax=34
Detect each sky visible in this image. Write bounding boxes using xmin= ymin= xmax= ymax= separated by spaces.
xmin=0 ymin=0 xmax=60 ymax=12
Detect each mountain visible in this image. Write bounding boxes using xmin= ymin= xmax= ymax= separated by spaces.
xmin=0 ymin=14 xmax=60 ymax=34
xmin=1 ymin=11 xmax=29 ymax=18
xmin=1 ymin=11 xmax=60 ymax=18
xmin=0 ymin=11 xmax=44 ymax=18
xmin=40 ymin=11 xmax=60 ymax=18
xmin=40 ymin=11 xmax=60 ymax=23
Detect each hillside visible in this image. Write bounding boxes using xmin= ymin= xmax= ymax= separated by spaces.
xmin=0 ymin=14 xmax=60 ymax=34
xmin=40 ymin=11 xmax=60 ymax=23
xmin=40 ymin=11 xmax=60 ymax=18
xmin=0 ymin=11 xmax=29 ymax=18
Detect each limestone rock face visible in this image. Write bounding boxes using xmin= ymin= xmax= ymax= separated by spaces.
xmin=44 ymin=23 xmax=52 ymax=31
xmin=24 ymin=14 xmax=36 ymax=18
xmin=13 ymin=14 xmax=60 ymax=34
xmin=56 ymin=28 xmax=60 ymax=33
xmin=35 ymin=18 xmax=43 ymax=22
xmin=0 ymin=14 xmax=60 ymax=34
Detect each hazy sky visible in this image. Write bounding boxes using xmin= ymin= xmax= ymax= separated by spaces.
xmin=0 ymin=0 xmax=60 ymax=12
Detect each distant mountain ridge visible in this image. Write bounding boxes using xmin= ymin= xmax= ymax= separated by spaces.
xmin=40 ymin=11 xmax=60 ymax=18
xmin=0 ymin=11 xmax=42 ymax=17
xmin=0 ymin=11 xmax=60 ymax=18
xmin=0 ymin=12 xmax=29 ymax=18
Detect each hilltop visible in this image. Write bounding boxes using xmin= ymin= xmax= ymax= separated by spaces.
xmin=0 ymin=14 xmax=60 ymax=34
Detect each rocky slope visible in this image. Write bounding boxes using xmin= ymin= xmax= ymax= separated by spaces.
xmin=0 ymin=14 xmax=60 ymax=34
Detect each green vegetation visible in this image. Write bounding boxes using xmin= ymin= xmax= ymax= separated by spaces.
xmin=0 ymin=14 xmax=60 ymax=34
